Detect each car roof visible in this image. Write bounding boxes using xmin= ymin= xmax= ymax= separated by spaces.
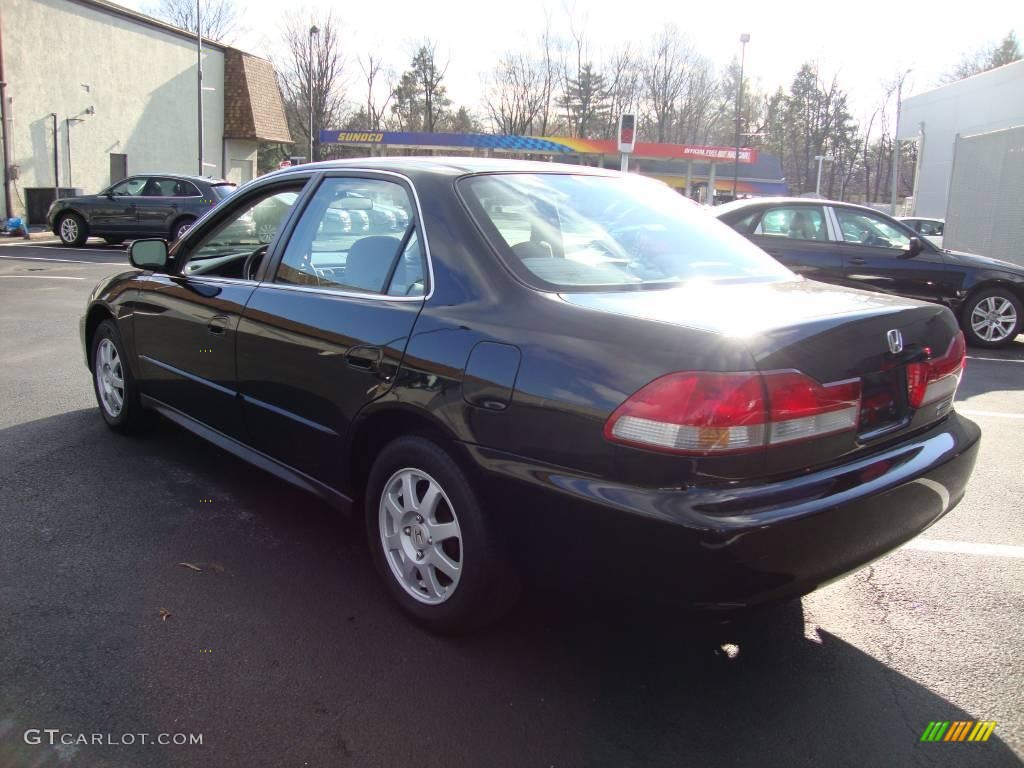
xmin=130 ymin=173 xmax=231 ymax=184
xmin=265 ymin=156 xmax=621 ymax=182
xmin=713 ymin=196 xmax=899 ymax=218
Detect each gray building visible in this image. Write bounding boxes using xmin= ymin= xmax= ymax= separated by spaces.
xmin=897 ymin=59 xmax=1024 ymax=219
xmin=1 ymin=0 xmax=292 ymax=223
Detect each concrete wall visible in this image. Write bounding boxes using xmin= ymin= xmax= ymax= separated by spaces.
xmin=898 ymin=60 xmax=1024 ymax=219
xmin=223 ymin=138 xmax=256 ymax=185
xmin=945 ymin=126 xmax=1024 ymax=265
xmin=2 ymin=0 xmax=224 ymax=219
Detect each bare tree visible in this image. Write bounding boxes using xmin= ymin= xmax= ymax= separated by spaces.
xmin=361 ymin=54 xmax=393 ymax=131
xmin=148 ymin=0 xmax=239 ymax=42
xmin=279 ymin=13 xmax=346 ymax=161
xmin=640 ymin=29 xmax=689 ymax=142
xmin=485 ymin=51 xmax=547 ymax=134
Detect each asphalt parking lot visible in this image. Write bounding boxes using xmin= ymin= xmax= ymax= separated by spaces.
xmin=1 ymin=238 xmax=1022 ymax=768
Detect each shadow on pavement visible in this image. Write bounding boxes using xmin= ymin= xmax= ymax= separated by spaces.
xmin=0 ymin=410 xmax=1019 ymax=768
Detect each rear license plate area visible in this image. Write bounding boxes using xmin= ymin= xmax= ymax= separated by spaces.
xmin=858 ymin=369 xmax=906 ymax=434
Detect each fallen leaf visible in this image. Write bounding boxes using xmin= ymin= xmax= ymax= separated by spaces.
xmin=159 ymin=608 xmax=172 ymax=622
xmin=177 ymin=562 xmax=202 ymax=572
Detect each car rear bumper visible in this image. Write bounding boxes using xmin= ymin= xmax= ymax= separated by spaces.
xmin=470 ymin=411 xmax=981 ymax=608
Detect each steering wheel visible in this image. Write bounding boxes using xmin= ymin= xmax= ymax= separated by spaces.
xmin=243 ymin=244 xmax=269 ymax=281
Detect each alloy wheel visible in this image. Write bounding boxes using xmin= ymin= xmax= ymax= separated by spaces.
xmin=970 ymin=296 xmax=1018 ymax=343
xmin=256 ymin=223 xmax=276 ymax=243
xmin=60 ymin=217 xmax=79 ymax=243
xmin=176 ymin=222 xmax=192 ymax=239
xmin=378 ymin=467 xmax=463 ymax=605
xmin=95 ymin=338 xmax=125 ymax=417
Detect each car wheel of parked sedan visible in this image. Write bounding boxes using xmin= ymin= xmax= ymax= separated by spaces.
xmin=365 ymin=435 xmax=516 ymax=633
xmin=256 ymin=221 xmax=277 ymax=243
xmin=91 ymin=319 xmax=155 ymax=433
xmin=962 ymin=287 xmax=1023 ymax=348
xmin=57 ymin=212 xmax=88 ymax=247
xmin=172 ymin=218 xmax=195 ymax=242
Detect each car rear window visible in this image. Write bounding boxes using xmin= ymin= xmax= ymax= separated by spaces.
xmin=458 ymin=173 xmax=792 ymax=291
xmin=211 ymin=183 xmax=236 ymax=200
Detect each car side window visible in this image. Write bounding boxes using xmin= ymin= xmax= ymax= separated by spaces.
xmin=918 ymin=220 xmax=942 ymax=236
xmin=275 ymin=177 xmax=423 ymax=295
xmin=759 ymin=206 xmax=827 ymax=241
xmin=177 ymin=185 xmax=306 ymax=279
xmin=835 ymin=209 xmax=910 ymax=250
xmin=109 ymin=177 xmax=147 ymax=197
xmin=728 ymin=211 xmax=760 ymax=235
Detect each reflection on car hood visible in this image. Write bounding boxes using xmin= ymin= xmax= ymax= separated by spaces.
xmin=942 ymin=249 xmax=1024 ymax=274
xmin=559 ymin=277 xmax=923 ymax=338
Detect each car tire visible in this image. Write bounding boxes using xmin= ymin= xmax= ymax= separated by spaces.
xmin=57 ymin=212 xmax=88 ymax=247
xmin=90 ymin=319 xmax=156 ymax=434
xmin=171 ymin=217 xmax=195 ymax=242
xmin=104 ymin=237 xmax=125 ymax=246
xmin=365 ymin=435 xmax=517 ymax=633
xmin=961 ymin=287 xmax=1023 ymax=348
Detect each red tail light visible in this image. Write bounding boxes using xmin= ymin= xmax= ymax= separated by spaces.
xmin=604 ymin=370 xmax=861 ymax=455
xmin=906 ymin=331 xmax=966 ymax=409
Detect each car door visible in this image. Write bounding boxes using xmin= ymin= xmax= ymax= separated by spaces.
xmin=132 ymin=179 xmax=311 ymax=438
xmin=235 ymin=172 xmax=428 ymax=487
xmin=831 ymin=206 xmax=956 ymax=304
xmin=136 ymin=177 xmax=194 ymax=236
xmin=92 ymin=176 xmax=147 ymax=232
xmin=748 ymin=204 xmax=845 ymax=284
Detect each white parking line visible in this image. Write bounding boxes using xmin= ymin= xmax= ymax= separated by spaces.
xmin=958 ymin=409 xmax=1024 ymax=420
xmin=904 ymin=538 xmax=1024 ymax=559
xmin=7 ymin=245 xmax=123 ymax=254
xmin=0 ymin=275 xmax=86 ymax=280
xmin=967 ymin=356 xmax=1024 ymax=363
xmin=0 ymin=254 xmax=123 ymax=265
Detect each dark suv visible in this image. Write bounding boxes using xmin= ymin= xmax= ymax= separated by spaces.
xmin=48 ymin=174 xmax=235 ymax=247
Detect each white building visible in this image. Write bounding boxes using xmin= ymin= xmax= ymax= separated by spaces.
xmin=1 ymin=0 xmax=291 ymax=223
xmin=898 ymin=59 xmax=1024 ymax=219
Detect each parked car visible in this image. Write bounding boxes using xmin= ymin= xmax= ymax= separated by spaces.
xmin=715 ymin=198 xmax=1024 ymax=347
xmin=898 ymin=216 xmax=945 ymax=248
xmin=48 ymin=174 xmax=235 ymax=246
xmin=81 ymin=160 xmax=980 ymax=632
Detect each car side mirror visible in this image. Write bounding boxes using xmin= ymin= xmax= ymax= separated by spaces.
xmin=903 ymin=236 xmax=923 ymax=259
xmin=129 ymin=238 xmax=168 ymax=270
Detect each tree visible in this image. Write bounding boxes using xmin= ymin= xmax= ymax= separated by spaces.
xmin=390 ymin=41 xmax=452 ymax=132
xmin=278 ymin=13 xmax=346 ymax=161
xmin=560 ymin=63 xmax=611 ymax=138
xmin=640 ymin=30 xmax=689 ymax=142
xmin=941 ymin=31 xmax=1022 ymax=83
xmin=359 ymin=55 xmax=393 ymax=132
xmin=147 ymin=0 xmax=239 ymax=42
xmin=484 ymin=51 xmax=549 ymax=135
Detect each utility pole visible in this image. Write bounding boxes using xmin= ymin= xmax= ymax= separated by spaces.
xmin=197 ymin=0 xmax=204 ymax=175
xmin=51 ymin=113 xmax=59 ymax=200
xmin=309 ymin=25 xmax=319 ymax=163
xmin=0 ymin=7 xmax=14 ymax=219
xmin=732 ymin=33 xmax=750 ymax=200
xmin=814 ymin=155 xmax=833 ymax=196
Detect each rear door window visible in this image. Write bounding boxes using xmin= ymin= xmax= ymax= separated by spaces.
xmin=758 ymin=206 xmax=828 ymax=241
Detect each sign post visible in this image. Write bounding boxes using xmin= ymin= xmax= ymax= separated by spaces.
xmin=617 ymin=114 xmax=636 ymax=172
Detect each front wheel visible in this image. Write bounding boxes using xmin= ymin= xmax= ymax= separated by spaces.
xmin=91 ymin=319 xmax=155 ymax=433
xmin=962 ymin=288 xmax=1022 ymax=348
xmin=57 ymin=213 xmax=88 ymax=247
xmin=365 ymin=436 xmax=517 ymax=633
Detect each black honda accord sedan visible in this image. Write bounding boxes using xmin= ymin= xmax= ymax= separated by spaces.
xmin=81 ymin=158 xmax=980 ymax=632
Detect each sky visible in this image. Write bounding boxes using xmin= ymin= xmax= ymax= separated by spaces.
xmin=127 ymin=0 xmax=1022 ymax=130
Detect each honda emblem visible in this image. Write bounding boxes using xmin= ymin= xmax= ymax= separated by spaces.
xmin=887 ymin=329 xmax=903 ymax=354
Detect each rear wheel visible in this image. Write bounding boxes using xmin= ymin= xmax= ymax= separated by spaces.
xmin=90 ymin=319 xmax=155 ymax=433
xmin=962 ymin=288 xmax=1022 ymax=348
xmin=57 ymin=212 xmax=88 ymax=247
xmin=365 ymin=436 xmax=516 ymax=633
xmin=171 ymin=217 xmax=195 ymax=241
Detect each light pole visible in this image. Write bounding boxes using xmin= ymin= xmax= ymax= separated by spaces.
xmin=890 ymin=68 xmax=911 ymax=215
xmin=732 ymin=33 xmax=750 ymax=200
xmin=309 ymin=25 xmax=319 ymax=163
xmin=814 ymin=154 xmax=834 ymax=197
xmin=197 ymin=0 xmax=204 ymax=175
